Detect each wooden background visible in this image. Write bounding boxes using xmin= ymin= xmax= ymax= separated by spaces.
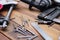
xmin=0 ymin=1 xmax=60 ymax=40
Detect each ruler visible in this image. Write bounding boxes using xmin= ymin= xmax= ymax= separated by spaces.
xmin=31 ymin=22 xmax=53 ymax=40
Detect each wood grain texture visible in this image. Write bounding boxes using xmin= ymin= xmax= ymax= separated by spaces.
xmin=0 ymin=1 xmax=60 ymax=40
xmin=0 ymin=32 xmax=10 ymax=40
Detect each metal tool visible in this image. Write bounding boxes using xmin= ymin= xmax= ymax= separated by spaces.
xmin=44 ymin=7 xmax=60 ymax=23
xmin=13 ymin=21 xmax=37 ymax=40
xmin=13 ymin=25 xmax=27 ymax=35
xmin=13 ymin=16 xmax=30 ymax=35
xmin=37 ymin=19 xmax=52 ymax=24
xmin=0 ymin=5 xmax=14 ymax=28
xmin=2 ymin=5 xmax=14 ymax=28
xmin=17 ymin=35 xmax=37 ymax=40
xmin=13 ymin=25 xmax=38 ymax=40
xmin=54 ymin=0 xmax=60 ymax=3
xmin=17 ymin=31 xmax=37 ymax=40
xmin=53 ymin=0 xmax=60 ymax=5
xmin=31 ymin=22 xmax=53 ymax=40
xmin=20 ymin=0 xmax=53 ymax=11
xmin=14 ymin=24 xmax=37 ymax=36
xmin=45 ymin=7 xmax=60 ymax=20
xmin=38 ymin=6 xmax=60 ymax=24
xmin=52 ymin=18 xmax=60 ymax=23
xmin=20 ymin=16 xmax=29 ymax=27
xmin=0 ymin=0 xmax=18 ymax=28
xmin=0 ymin=0 xmax=18 ymax=5
xmin=18 ymin=31 xmax=37 ymax=40
xmin=27 ymin=35 xmax=37 ymax=40
xmin=38 ymin=7 xmax=56 ymax=19
xmin=17 ymin=36 xmax=32 ymax=39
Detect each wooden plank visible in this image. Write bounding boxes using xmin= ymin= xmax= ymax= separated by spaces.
xmin=0 ymin=1 xmax=60 ymax=40
xmin=0 ymin=10 xmax=43 ymax=40
xmin=0 ymin=32 xmax=10 ymax=40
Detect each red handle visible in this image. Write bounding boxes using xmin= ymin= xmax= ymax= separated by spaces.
xmin=0 ymin=4 xmax=3 ymax=10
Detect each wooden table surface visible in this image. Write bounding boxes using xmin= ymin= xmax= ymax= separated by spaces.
xmin=0 ymin=1 xmax=60 ymax=40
